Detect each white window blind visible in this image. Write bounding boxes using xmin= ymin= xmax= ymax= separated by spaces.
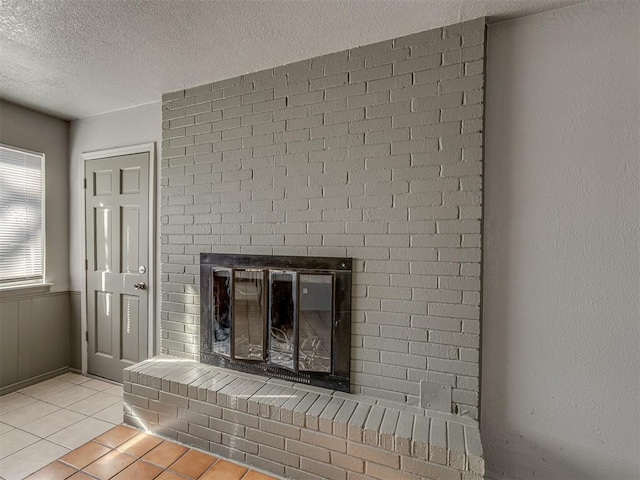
xmin=0 ymin=145 xmax=44 ymax=284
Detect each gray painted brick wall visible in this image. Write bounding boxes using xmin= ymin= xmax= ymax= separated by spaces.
xmin=160 ymin=18 xmax=485 ymax=419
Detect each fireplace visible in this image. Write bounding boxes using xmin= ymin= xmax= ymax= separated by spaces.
xmin=200 ymin=253 xmax=352 ymax=391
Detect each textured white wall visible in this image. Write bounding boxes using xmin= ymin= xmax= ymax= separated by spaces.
xmin=482 ymin=1 xmax=640 ymax=479
xmin=0 ymin=100 xmax=70 ymax=291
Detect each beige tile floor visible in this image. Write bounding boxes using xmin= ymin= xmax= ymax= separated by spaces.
xmin=0 ymin=373 xmax=123 ymax=480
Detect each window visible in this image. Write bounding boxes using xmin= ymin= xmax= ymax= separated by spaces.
xmin=0 ymin=144 xmax=45 ymax=285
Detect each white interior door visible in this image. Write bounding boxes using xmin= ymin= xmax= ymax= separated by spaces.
xmin=85 ymin=151 xmax=150 ymax=382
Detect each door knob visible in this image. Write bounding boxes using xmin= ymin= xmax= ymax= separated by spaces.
xmin=134 ymin=282 xmax=147 ymax=290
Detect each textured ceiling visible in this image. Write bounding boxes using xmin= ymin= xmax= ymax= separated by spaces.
xmin=0 ymin=0 xmax=585 ymax=120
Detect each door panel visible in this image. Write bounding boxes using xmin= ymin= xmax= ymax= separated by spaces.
xmin=94 ymin=170 xmax=113 ymax=195
xmin=121 ymin=294 xmax=140 ymax=363
xmin=120 ymin=167 xmax=141 ymax=194
xmin=121 ymin=207 xmax=140 ymax=273
xmin=96 ymin=292 xmax=113 ymax=356
xmin=95 ymin=207 xmax=112 ymax=271
xmin=86 ymin=152 xmax=149 ymax=382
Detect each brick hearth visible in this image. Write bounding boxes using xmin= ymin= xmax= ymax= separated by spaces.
xmin=124 ymin=357 xmax=484 ymax=480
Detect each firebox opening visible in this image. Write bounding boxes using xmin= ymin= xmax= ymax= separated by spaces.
xmin=200 ymin=254 xmax=352 ymax=392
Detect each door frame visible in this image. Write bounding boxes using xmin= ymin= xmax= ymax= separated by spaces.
xmin=80 ymin=143 xmax=156 ymax=376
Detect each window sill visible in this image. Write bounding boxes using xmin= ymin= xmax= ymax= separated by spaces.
xmin=0 ymin=283 xmax=53 ymax=300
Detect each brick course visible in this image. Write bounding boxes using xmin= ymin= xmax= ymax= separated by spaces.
xmin=160 ymin=18 xmax=485 ymax=419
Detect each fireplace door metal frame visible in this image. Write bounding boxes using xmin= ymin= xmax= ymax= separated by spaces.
xmin=200 ymin=253 xmax=351 ymax=392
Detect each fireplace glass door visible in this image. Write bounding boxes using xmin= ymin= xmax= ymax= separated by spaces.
xmin=233 ymin=269 xmax=265 ymax=361
xmin=268 ymin=271 xmax=296 ymax=370
xmin=211 ymin=269 xmax=231 ymax=357
xmin=216 ymin=269 xmax=330 ymax=369
xmin=299 ymin=274 xmax=332 ymax=373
